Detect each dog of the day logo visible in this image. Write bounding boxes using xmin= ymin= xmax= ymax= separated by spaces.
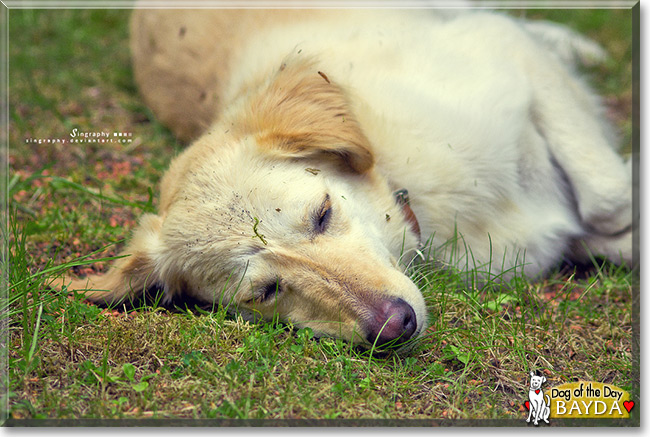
xmin=523 ymin=371 xmax=635 ymax=424
xmin=525 ymin=371 xmax=550 ymax=425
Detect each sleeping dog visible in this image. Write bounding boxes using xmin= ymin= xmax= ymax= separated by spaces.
xmin=58 ymin=9 xmax=633 ymax=348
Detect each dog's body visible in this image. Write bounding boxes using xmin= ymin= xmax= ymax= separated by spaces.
xmin=61 ymin=9 xmax=633 ymax=348
xmin=526 ymin=372 xmax=551 ymax=425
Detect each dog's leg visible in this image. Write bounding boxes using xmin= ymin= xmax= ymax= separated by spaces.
xmin=543 ymin=404 xmax=550 ymax=424
xmin=531 ymin=402 xmax=538 ymax=425
xmin=522 ymin=44 xmax=633 ymax=265
xmin=530 ymin=90 xmax=632 ymax=233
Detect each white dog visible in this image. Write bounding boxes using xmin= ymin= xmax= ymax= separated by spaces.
xmin=59 ymin=9 xmax=634 ymax=348
xmin=527 ymin=371 xmax=551 ymax=425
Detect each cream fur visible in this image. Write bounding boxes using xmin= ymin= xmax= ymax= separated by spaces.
xmin=58 ymin=9 xmax=634 ymax=348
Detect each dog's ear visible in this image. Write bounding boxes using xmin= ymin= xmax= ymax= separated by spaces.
xmin=243 ymin=59 xmax=374 ymax=173
xmin=530 ymin=371 xmax=535 ymax=377
xmin=52 ymin=214 xmax=166 ymax=306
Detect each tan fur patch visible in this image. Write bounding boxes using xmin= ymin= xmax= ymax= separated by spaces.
xmin=241 ymin=59 xmax=374 ymax=173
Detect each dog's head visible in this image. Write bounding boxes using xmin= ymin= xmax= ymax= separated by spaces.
xmin=66 ymin=59 xmax=427 ymax=349
xmin=529 ymin=372 xmax=547 ymax=390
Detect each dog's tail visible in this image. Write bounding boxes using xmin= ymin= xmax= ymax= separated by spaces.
xmin=545 ymin=394 xmax=551 ymax=407
xmin=49 ymin=214 xmax=167 ymax=307
xmin=523 ymin=19 xmax=607 ymax=67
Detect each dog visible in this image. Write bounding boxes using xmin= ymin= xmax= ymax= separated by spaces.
xmin=57 ymin=9 xmax=633 ymax=349
xmin=526 ymin=371 xmax=551 ymax=425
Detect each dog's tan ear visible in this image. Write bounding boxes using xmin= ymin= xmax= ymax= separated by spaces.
xmin=51 ymin=214 xmax=165 ymax=306
xmin=244 ymin=59 xmax=374 ymax=173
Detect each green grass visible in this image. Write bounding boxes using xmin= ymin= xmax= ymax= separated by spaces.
xmin=4 ymin=7 xmax=638 ymax=424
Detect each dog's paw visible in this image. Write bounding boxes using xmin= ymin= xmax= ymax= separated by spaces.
xmin=579 ymin=226 xmax=635 ymax=267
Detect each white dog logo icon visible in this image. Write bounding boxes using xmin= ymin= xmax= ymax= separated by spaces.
xmin=526 ymin=371 xmax=551 ymax=425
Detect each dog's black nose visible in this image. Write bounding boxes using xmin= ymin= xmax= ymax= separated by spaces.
xmin=366 ymin=298 xmax=417 ymax=347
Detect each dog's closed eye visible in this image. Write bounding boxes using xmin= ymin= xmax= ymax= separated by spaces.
xmin=253 ymin=279 xmax=283 ymax=303
xmin=314 ymin=194 xmax=332 ymax=234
